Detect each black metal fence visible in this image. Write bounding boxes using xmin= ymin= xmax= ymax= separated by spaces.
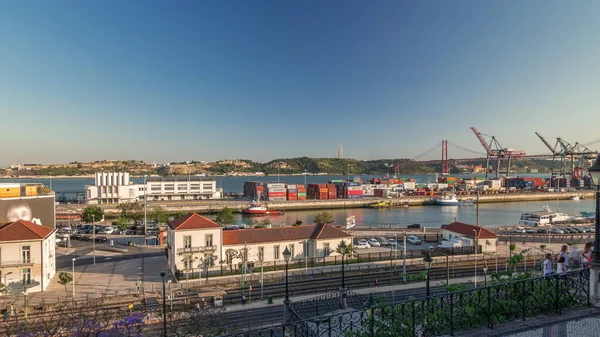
xmin=219 ymin=270 xmax=589 ymax=337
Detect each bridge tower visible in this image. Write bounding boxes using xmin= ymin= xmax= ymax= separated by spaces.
xmin=441 ymin=140 xmax=449 ymax=175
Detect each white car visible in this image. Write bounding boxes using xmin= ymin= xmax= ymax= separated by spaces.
xmin=357 ymin=239 xmax=369 ymax=245
xmin=368 ymin=239 xmax=381 ymax=247
xmin=99 ymin=227 xmax=114 ymax=235
xmin=514 ymin=226 xmax=526 ymax=233
xmin=407 ymin=235 xmax=422 ymax=245
xmin=355 ymin=242 xmax=371 ymax=249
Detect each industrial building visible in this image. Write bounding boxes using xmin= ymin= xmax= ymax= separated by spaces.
xmin=85 ymin=172 xmax=223 ymax=204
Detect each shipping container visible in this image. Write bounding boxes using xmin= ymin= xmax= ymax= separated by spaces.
xmin=287 ymin=185 xmax=297 ymax=190
xmin=298 ymin=192 xmax=307 ymax=197
xmin=0 ymin=187 xmax=21 ymax=198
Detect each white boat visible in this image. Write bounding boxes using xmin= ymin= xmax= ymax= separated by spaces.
xmin=432 ymin=194 xmax=460 ymax=206
xmin=569 ymin=196 xmax=580 ymax=201
xmin=518 ymin=205 xmax=573 ymax=227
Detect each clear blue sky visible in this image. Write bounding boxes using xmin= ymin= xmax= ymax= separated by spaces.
xmin=1 ymin=1 xmax=599 ymax=166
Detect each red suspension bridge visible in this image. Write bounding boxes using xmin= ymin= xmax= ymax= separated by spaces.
xmin=398 ymin=127 xmax=600 ymax=179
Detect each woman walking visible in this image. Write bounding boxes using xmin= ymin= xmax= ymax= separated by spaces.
xmin=543 ymin=253 xmax=554 ymax=279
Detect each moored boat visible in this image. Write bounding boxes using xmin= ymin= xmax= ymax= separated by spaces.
xmin=242 ymin=202 xmax=283 ymax=215
xmin=432 ymin=194 xmax=460 ymax=206
xmin=518 ymin=205 xmax=573 ymax=226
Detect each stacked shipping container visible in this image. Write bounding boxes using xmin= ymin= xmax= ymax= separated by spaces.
xmin=266 ymin=183 xmax=286 ymax=201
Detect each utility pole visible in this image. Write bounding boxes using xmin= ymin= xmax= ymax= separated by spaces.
xmin=144 ymin=174 xmax=148 ymax=236
xmin=92 ymin=215 xmax=96 ymax=265
xmin=403 ymin=231 xmax=407 ymax=283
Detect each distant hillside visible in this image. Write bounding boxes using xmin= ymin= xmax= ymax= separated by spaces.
xmin=1 ymin=157 xmax=556 ymax=177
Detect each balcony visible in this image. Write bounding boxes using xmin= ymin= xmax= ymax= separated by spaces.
xmin=177 ymin=246 xmax=217 ymax=254
xmin=0 ymin=259 xmax=36 ymax=267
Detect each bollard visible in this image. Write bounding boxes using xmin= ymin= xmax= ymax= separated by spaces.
xmin=267 ymin=296 xmax=273 ymax=304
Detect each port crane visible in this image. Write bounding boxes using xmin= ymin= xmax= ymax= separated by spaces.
xmin=470 ymin=127 xmax=526 ymax=179
xmin=535 ymin=132 xmax=597 ymax=186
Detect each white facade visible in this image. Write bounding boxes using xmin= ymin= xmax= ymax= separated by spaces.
xmin=167 ymin=214 xmax=352 ymax=280
xmin=0 ymin=225 xmax=56 ymax=294
xmin=85 ymin=172 xmax=223 ymax=204
xmin=441 ymin=229 xmax=497 ymax=254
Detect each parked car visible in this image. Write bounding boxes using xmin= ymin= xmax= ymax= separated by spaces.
xmin=95 ymin=236 xmax=108 ymax=242
xmin=388 ymin=238 xmax=398 ymax=246
xmin=562 ymin=227 xmax=575 ymax=234
xmin=581 ymin=227 xmax=592 ymax=233
xmin=550 ymin=228 xmax=564 ymax=234
xmin=514 ymin=226 xmax=526 ymax=233
xmin=357 ymin=239 xmax=369 ymax=245
xmin=355 ymin=242 xmax=371 ymax=249
xmin=537 ymin=228 xmax=548 ymax=233
xmin=377 ymin=237 xmax=390 ymax=246
xmin=99 ymin=227 xmax=114 ymax=234
xmin=368 ymin=239 xmax=381 ymax=247
xmin=525 ymin=228 xmax=535 ymax=233
xmin=407 ymin=235 xmax=422 ymax=245
xmin=407 ymin=224 xmax=422 ymax=229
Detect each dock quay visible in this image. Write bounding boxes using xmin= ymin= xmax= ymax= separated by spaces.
xmin=57 ymin=191 xmax=595 ymax=218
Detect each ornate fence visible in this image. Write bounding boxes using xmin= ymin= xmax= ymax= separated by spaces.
xmin=220 ymin=270 xmax=589 ymax=337
xmin=290 ymin=291 xmax=369 ymax=320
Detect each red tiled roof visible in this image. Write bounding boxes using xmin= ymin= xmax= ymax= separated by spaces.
xmin=0 ymin=220 xmax=55 ymax=242
xmin=441 ymin=222 xmax=497 ymax=239
xmin=222 ymin=224 xmax=352 ymax=245
xmin=168 ymin=213 xmax=223 ymax=230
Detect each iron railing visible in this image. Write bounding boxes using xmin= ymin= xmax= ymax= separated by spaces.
xmin=0 ymin=259 xmax=36 ymax=267
xmin=219 ymin=270 xmax=589 ymax=337
xmin=290 ymin=290 xmax=368 ymax=320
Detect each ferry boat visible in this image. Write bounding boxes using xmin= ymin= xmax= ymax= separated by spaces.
xmin=432 ymin=194 xmax=468 ymax=206
xmin=518 ymin=205 xmax=573 ymax=227
xmin=242 ymin=202 xmax=283 ymax=216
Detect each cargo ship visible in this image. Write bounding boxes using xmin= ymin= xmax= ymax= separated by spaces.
xmin=242 ymin=202 xmax=283 ymax=216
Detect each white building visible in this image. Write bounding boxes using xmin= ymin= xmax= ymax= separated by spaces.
xmin=441 ymin=222 xmax=498 ymax=253
xmin=0 ymin=220 xmax=56 ymax=293
xmin=167 ymin=213 xmax=353 ymax=280
xmin=85 ymin=172 xmax=223 ymax=204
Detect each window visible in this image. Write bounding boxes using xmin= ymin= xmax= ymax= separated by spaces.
xmin=205 ymin=234 xmax=213 ymax=247
xmin=178 ymin=184 xmax=188 ymax=191
xmin=274 ymin=245 xmax=280 ymax=260
xmin=289 ymin=244 xmax=295 ymax=258
xmin=190 ymin=184 xmax=201 ymax=190
xmin=323 ymin=243 xmax=331 ymax=256
xmin=184 ymin=236 xmax=192 ymax=249
xmin=22 ymin=268 xmax=31 ymax=285
xmin=202 ymin=183 xmax=213 ymax=190
xmin=22 ymin=246 xmax=31 ymax=264
xmin=164 ymin=184 xmax=175 ymax=191
xmin=258 ymin=247 xmax=265 ymax=262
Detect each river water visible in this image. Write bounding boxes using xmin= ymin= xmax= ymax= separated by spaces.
xmin=1 ymin=175 xmax=592 ymax=229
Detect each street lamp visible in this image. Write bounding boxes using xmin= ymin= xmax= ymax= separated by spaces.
xmin=72 ymin=258 xmax=76 ymax=299
xmin=423 ymin=252 xmax=433 ymax=297
xmin=92 ymin=215 xmax=96 ymax=265
xmin=339 ymin=241 xmax=347 ymax=289
xmin=160 ymin=272 xmax=167 ymax=337
xmin=483 ymin=265 xmax=489 ymax=287
xmin=588 ymin=156 xmax=600 ymax=266
xmin=403 ymin=231 xmax=407 ymax=284
xmin=473 ymin=229 xmax=478 ymax=288
xmin=282 ymin=246 xmax=292 ymax=323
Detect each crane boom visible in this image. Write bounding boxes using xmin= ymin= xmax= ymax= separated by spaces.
xmin=535 ymin=132 xmax=559 ymax=155
xmin=470 ymin=127 xmax=491 ymax=154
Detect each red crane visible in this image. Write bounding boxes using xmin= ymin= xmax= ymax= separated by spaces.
xmin=470 ymin=127 xmax=526 ymax=179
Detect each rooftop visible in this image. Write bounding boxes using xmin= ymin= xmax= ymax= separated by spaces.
xmin=168 ymin=213 xmax=222 ymax=230
xmin=222 ymin=223 xmax=352 ymax=245
xmin=147 ymin=177 xmax=215 ymax=183
xmin=441 ymin=222 xmax=497 ymax=239
xmin=0 ymin=220 xmax=55 ymax=242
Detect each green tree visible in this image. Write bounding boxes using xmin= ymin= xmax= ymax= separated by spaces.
xmin=215 ymin=207 xmax=235 ymax=226
xmin=150 ymin=206 xmax=168 ymax=224
xmin=0 ymin=282 xmax=7 ymax=295
xmin=314 ymin=211 xmax=334 ymax=225
xmin=292 ymin=220 xmax=303 ymax=227
xmin=336 ymin=241 xmax=355 ymax=255
xmin=117 ymin=202 xmax=143 ymax=224
xmin=58 ymin=272 xmax=73 ymax=297
xmin=81 ymin=206 xmax=104 ymax=223
xmin=114 ymin=216 xmax=130 ymax=237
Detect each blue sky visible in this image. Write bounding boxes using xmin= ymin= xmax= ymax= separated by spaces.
xmin=1 ymin=1 xmax=599 ymax=166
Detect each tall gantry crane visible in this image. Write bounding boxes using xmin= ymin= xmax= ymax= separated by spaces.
xmin=470 ymin=127 xmax=526 ymax=179
xmin=535 ymin=132 xmax=598 ymax=187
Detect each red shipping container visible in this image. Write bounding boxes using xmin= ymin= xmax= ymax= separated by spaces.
xmin=348 ymin=190 xmax=363 ymax=195
xmin=268 ymin=192 xmax=286 ymax=197
xmin=287 ymin=196 xmax=297 ymax=201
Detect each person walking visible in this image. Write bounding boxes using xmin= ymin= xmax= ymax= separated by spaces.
xmin=557 ymin=256 xmax=566 ymax=277
xmin=543 ymin=253 xmax=554 ymax=278
xmin=559 ymin=245 xmax=570 ymax=271
xmin=582 ymin=242 xmax=593 ymax=279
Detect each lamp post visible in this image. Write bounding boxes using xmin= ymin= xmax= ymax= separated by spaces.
xmin=72 ymin=258 xmax=76 ymax=299
xmin=304 ymin=239 xmax=308 ymax=271
xmin=23 ymin=276 xmax=28 ymax=327
xmin=473 ymin=229 xmax=477 ymax=288
xmin=403 ymin=230 xmax=407 ymax=284
xmin=160 ymin=272 xmax=167 ymax=337
xmin=483 ymin=265 xmax=489 ymax=287
xmin=394 ymin=234 xmax=398 ymax=268
xmin=339 ymin=240 xmax=348 ymax=309
xmin=92 ymin=215 xmax=96 ymax=265
xmin=588 ymin=155 xmax=600 ymax=307
xmin=282 ymin=246 xmax=291 ymax=323
xmin=423 ymin=252 xmax=433 ymax=297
